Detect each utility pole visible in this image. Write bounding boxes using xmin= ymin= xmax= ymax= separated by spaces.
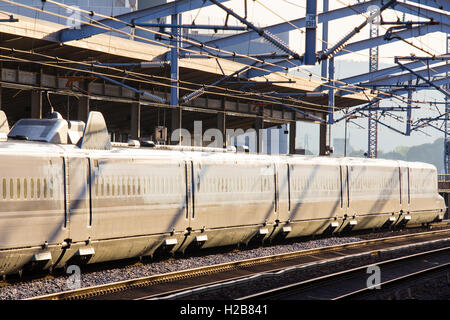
xmin=367 ymin=6 xmax=379 ymax=158
xmin=445 ymin=33 xmax=450 ymax=174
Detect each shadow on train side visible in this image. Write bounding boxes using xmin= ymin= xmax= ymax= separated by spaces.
xmin=336 ymin=164 xmax=367 ymax=234
xmin=249 ymin=162 xmax=278 ymax=245
xmin=151 ymin=164 xmax=212 ymax=257
xmin=0 ymin=110 xmax=443 ymax=276
xmin=267 ymin=163 xmax=290 ymax=242
xmin=28 ymin=112 xmax=108 ymax=270
xmin=0 ymin=111 xmax=208 ymax=274
xmin=272 ymin=163 xmax=332 ymax=240
xmin=356 ymin=168 xmax=400 ymax=231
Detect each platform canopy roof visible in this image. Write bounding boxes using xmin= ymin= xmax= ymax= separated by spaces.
xmin=0 ymin=12 xmax=370 ymax=117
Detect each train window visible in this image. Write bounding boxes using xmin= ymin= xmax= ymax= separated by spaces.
xmin=150 ymin=176 xmax=153 ymax=194
xmin=16 ymin=178 xmax=20 ymax=200
xmin=112 ymin=178 xmax=115 ymax=197
xmin=101 ymin=178 xmax=105 ymax=197
xmin=95 ymin=178 xmax=99 ymax=197
xmin=31 ymin=178 xmax=34 ymax=199
xmin=106 ymin=178 xmax=110 ymax=197
xmin=148 ymin=176 xmax=152 ymax=193
xmin=37 ymin=178 xmax=41 ymax=199
xmin=132 ymin=177 xmax=136 ymax=196
xmin=148 ymin=177 xmax=156 ymax=194
xmin=142 ymin=177 xmax=146 ymax=194
xmin=123 ymin=177 xmax=126 ymax=196
xmin=165 ymin=177 xmax=168 ymax=194
xmin=50 ymin=178 xmax=54 ymax=198
xmin=44 ymin=179 xmax=47 ymax=199
xmin=137 ymin=178 xmax=141 ymax=195
xmin=127 ymin=177 xmax=131 ymax=196
xmin=2 ymin=178 xmax=5 ymax=200
xmin=23 ymin=178 xmax=27 ymax=199
xmin=10 ymin=178 xmax=13 ymax=199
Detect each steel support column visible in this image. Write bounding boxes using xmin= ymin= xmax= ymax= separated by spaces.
xmin=77 ymin=81 xmax=89 ymax=121
xmin=319 ymin=114 xmax=327 ymax=156
xmin=77 ymin=96 xmax=89 ymax=122
xmin=217 ymin=110 xmax=226 ymax=148
xmin=321 ymin=0 xmax=329 ymax=85
xmin=130 ymin=102 xmax=141 ymax=140
xmin=255 ymin=115 xmax=264 ymax=154
xmin=406 ymin=80 xmax=412 ymax=136
xmin=367 ymin=7 xmax=379 ymax=158
xmin=305 ymin=0 xmax=317 ymax=65
xmin=328 ymin=57 xmax=335 ymax=152
xmin=31 ymin=90 xmax=42 ymax=119
xmin=445 ymin=33 xmax=450 ymax=174
xmin=289 ymin=122 xmax=297 ymax=155
xmin=171 ymin=13 xmax=181 ymax=145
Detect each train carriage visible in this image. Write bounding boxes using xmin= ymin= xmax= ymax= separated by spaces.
xmin=0 ymin=111 xmax=445 ymax=276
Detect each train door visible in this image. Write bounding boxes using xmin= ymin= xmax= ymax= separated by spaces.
xmin=65 ymin=156 xmax=91 ymax=243
xmin=276 ymin=161 xmax=289 ymax=221
xmin=185 ymin=160 xmax=196 ymax=230
xmin=400 ymin=165 xmax=410 ymax=212
xmin=339 ymin=164 xmax=349 ymax=217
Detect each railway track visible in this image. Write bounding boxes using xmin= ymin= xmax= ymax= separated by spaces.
xmin=3 ymin=221 xmax=446 ymax=294
xmin=27 ymin=226 xmax=450 ymax=300
xmin=239 ymin=246 xmax=450 ymax=300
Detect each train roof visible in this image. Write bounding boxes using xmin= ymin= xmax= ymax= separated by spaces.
xmin=0 ymin=139 xmax=437 ymax=171
xmin=0 ymin=111 xmax=438 ymax=171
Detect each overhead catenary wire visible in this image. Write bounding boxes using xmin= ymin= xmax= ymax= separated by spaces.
xmin=252 ymin=0 xmax=448 ymax=108
xmin=25 ymin=0 xmax=445 ymax=107
xmin=0 ymin=3 xmax=445 ymax=134
xmin=0 ymin=48 xmax=339 ymax=116
xmin=0 ymin=0 xmax=446 ymax=117
xmin=36 ymin=0 xmax=440 ymax=104
xmin=0 ymin=0 xmax=384 ymax=105
xmin=3 ymin=42 xmax=442 ymax=116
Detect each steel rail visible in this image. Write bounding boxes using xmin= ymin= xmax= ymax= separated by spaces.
xmin=334 ymin=261 xmax=450 ymax=300
xmin=239 ymin=246 xmax=450 ymax=300
xmin=26 ymin=227 xmax=450 ymax=300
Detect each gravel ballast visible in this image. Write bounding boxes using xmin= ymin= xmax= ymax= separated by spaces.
xmin=0 ymin=236 xmax=363 ymax=300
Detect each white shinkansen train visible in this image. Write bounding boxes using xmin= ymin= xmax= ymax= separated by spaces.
xmin=0 ymin=111 xmax=445 ymax=276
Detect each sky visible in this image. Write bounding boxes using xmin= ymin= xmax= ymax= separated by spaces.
xmin=181 ymin=0 xmax=448 ymax=154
